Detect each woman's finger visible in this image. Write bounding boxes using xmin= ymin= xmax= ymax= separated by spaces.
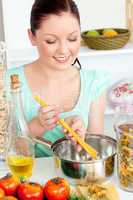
xmin=40 ymin=116 xmax=58 ymax=126
xmin=39 ymin=107 xmax=60 ymax=122
xmin=76 ymin=144 xmax=82 ymax=152
xmin=71 ymin=117 xmax=84 ymax=130
xmin=76 ymin=128 xmax=86 ymax=139
xmin=40 ymin=105 xmax=55 ymax=113
xmin=40 ymin=105 xmax=61 ymax=114
xmin=45 ymin=117 xmax=58 ymax=125
xmin=45 ymin=111 xmax=60 ymax=120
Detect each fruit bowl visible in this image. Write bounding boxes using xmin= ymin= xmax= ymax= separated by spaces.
xmin=81 ymin=28 xmax=130 ymax=50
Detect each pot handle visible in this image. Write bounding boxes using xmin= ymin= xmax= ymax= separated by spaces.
xmin=33 ymin=136 xmax=52 ymax=149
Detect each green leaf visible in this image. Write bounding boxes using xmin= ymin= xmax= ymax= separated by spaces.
xmin=19 ymin=176 xmax=27 ymax=182
xmin=68 ymin=193 xmax=87 ymax=200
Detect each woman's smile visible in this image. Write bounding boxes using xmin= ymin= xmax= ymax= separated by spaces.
xmin=53 ymin=55 xmax=70 ymax=64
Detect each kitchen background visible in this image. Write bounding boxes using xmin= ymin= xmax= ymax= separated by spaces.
xmin=0 ymin=0 xmax=133 ymax=135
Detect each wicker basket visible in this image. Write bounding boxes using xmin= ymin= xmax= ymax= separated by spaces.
xmin=81 ymin=28 xmax=130 ymax=50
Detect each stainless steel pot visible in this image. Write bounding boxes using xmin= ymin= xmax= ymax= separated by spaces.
xmin=34 ymin=134 xmax=116 ymax=185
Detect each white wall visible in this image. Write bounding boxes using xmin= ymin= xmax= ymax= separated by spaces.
xmin=75 ymin=0 xmax=126 ymax=30
xmin=2 ymin=0 xmax=126 ymax=51
xmin=2 ymin=0 xmax=34 ymax=50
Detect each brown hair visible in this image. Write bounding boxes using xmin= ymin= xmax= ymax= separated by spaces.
xmin=30 ymin=0 xmax=80 ymax=35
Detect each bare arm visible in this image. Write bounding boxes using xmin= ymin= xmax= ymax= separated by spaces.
xmin=87 ymin=91 xmax=107 ymax=134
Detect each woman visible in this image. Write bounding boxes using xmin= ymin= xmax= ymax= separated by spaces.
xmin=6 ymin=0 xmax=110 ymax=157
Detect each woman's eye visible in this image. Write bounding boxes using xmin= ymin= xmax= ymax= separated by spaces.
xmin=45 ymin=40 xmax=56 ymax=44
xmin=68 ymin=38 xmax=77 ymax=42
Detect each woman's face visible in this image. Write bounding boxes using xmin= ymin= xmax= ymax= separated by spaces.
xmin=29 ymin=12 xmax=81 ymax=70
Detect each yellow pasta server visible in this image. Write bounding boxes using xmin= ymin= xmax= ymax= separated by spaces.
xmin=34 ymin=95 xmax=98 ymax=159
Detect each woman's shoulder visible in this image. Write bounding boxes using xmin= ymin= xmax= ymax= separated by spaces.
xmin=80 ymin=68 xmax=110 ymax=86
xmin=80 ymin=68 xmax=111 ymax=100
xmin=80 ymin=68 xmax=110 ymax=80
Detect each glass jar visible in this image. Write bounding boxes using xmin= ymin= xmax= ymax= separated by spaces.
xmin=114 ymin=105 xmax=133 ymax=192
xmin=0 ymin=41 xmax=9 ymax=174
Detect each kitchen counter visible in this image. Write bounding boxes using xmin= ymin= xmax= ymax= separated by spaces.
xmin=32 ymin=157 xmax=132 ymax=199
xmin=0 ymin=113 xmax=132 ymax=199
xmin=0 ymin=115 xmax=132 ymax=199
xmin=0 ymin=157 xmax=132 ymax=199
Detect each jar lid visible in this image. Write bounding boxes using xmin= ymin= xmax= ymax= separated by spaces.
xmin=108 ymin=78 xmax=133 ymax=109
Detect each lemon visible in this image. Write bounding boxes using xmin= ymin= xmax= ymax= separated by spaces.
xmin=102 ymin=28 xmax=118 ymax=37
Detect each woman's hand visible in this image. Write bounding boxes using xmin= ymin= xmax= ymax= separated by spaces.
xmin=28 ymin=105 xmax=61 ymax=137
xmin=38 ymin=105 xmax=61 ymax=131
xmin=63 ymin=115 xmax=86 ymax=151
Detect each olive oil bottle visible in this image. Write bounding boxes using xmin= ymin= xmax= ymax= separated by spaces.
xmin=6 ymin=74 xmax=34 ymax=180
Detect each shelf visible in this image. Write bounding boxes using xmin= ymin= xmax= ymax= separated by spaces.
xmin=78 ymin=42 xmax=133 ymax=57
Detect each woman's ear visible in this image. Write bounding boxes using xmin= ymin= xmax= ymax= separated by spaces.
xmin=28 ymin=29 xmax=36 ymax=46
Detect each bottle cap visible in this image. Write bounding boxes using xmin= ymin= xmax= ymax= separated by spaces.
xmin=10 ymin=74 xmax=20 ymax=89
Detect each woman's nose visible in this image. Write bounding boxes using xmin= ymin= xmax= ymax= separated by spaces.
xmin=57 ymin=41 xmax=69 ymax=54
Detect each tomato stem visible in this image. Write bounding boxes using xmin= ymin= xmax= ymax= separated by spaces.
xmin=51 ymin=177 xmax=62 ymax=184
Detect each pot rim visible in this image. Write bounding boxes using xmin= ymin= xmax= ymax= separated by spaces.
xmin=52 ymin=134 xmax=117 ymax=164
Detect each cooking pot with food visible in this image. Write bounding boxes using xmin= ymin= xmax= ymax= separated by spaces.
xmin=34 ymin=134 xmax=116 ymax=185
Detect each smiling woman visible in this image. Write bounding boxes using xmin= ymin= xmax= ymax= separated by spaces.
xmin=28 ymin=12 xmax=81 ymax=71
xmin=6 ymin=0 xmax=110 ymax=158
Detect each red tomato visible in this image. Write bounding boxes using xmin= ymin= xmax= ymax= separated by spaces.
xmin=0 ymin=187 xmax=5 ymax=199
xmin=0 ymin=174 xmax=20 ymax=196
xmin=44 ymin=177 xmax=70 ymax=200
xmin=4 ymin=196 xmax=18 ymax=200
xmin=17 ymin=182 xmax=43 ymax=200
